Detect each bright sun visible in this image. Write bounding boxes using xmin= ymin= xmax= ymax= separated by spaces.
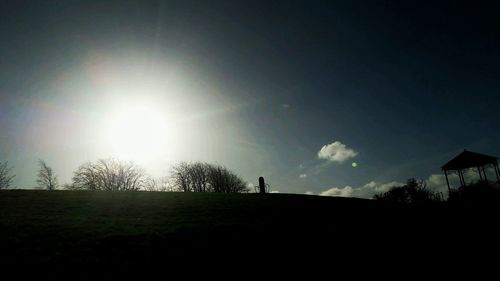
xmin=104 ymin=102 xmax=174 ymax=161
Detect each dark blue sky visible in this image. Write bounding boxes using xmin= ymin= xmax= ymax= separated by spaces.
xmin=1 ymin=0 xmax=499 ymax=196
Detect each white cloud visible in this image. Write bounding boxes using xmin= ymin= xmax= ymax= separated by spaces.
xmin=299 ymin=173 xmax=307 ymax=179
xmin=246 ymin=182 xmax=256 ymax=193
xmin=320 ymin=186 xmax=354 ymax=197
xmin=320 ymin=181 xmax=403 ymax=199
xmin=363 ymin=181 xmax=377 ymax=189
xmin=318 ymin=141 xmax=358 ymax=163
xmin=305 ymin=191 xmax=314 ymax=195
xmin=426 ymin=174 xmax=451 ymax=195
xmin=270 ymin=190 xmax=280 ymax=193
xmin=378 ymin=181 xmax=404 ymax=192
xmin=281 ymin=104 xmax=290 ymax=108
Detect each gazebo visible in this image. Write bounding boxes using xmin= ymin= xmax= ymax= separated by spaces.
xmin=441 ymin=150 xmax=500 ymax=194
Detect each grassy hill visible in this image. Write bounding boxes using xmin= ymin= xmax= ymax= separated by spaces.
xmin=0 ymin=190 xmax=497 ymax=271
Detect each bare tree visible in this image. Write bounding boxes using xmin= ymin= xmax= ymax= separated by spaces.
xmin=71 ymin=158 xmax=146 ymax=191
xmin=170 ymin=162 xmax=248 ymax=193
xmin=171 ymin=162 xmax=192 ymax=192
xmin=188 ymin=162 xmax=210 ymax=192
xmin=36 ymin=160 xmax=58 ymax=190
xmin=206 ymin=164 xmax=248 ymax=193
xmin=61 ymin=183 xmax=74 ymax=190
xmin=171 ymin=162 xmax=210 ymax=192
xmin=0 ymin=161 xmax=15 ymax=189
xmin=144 ymin=176 xmax=171 ymax=192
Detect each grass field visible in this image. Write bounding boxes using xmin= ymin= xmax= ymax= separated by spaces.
xmin=0 ymin=190 xmax=497 ymax=272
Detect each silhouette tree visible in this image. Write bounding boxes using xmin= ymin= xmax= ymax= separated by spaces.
xmin=188 ymin=162 xmax=210 ymax=192
xmin=171 ymin=162 xmax=248 ymax=193
xmin=206 ymin=164 xmax=248 ymax=193
xmin=61 ymin=183 xmax=73 ymax=190
xmin=71 ymin=158 xmax=146 ymax=191
xmin=144 ymin=176 xmax=171 ymax=192
xmin=171 ymin=162 xmax=192 ymax=192
xmin=374 ymin=178 xmax=440 ymax=204
xmin=0 ymin=161 xmax=15 ymax=189
xmin=36 ymin=160 xmax=58 ymax=190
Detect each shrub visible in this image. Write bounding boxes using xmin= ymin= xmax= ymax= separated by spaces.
xmin=374 ymin=178 xmax=441 ymax=204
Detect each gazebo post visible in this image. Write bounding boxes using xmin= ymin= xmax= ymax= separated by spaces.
xmin=477 ymin=166 xmax=484 ymax=182
xmin=494 ymin=161 xmax=500 ymax=186
xmin=444 ymin=170 xmax=451 ymax=195
xmin=462 ymin=170 xmax=467 ymax=186
xmin=482 ymin=166 xmax=488 ymax=184
xmin=458 ymin=169 xmax=465 ymax=187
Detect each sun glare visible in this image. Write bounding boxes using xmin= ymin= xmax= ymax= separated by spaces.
xmin=104 ymin=102 xmax=174 ymax=161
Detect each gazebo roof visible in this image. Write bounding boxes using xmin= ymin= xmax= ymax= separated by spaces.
xmin=441 ymin=150 xmax=498 ymax=171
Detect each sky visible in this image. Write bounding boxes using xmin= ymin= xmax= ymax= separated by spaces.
xmin=1 ymin=0 xmax=500 ymax=197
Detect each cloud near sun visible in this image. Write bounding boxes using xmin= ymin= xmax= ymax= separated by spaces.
xmin=318 ymin=141 xmax=358 ymax=163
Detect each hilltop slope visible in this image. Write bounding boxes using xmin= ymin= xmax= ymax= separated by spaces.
xmin=0 ymin=190 xmax=496 ymax=269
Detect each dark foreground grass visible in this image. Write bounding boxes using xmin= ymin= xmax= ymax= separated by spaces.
xmin=0 ymin=190 xmax=498 ymax=274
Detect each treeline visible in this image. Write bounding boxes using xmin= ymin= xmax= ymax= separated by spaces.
xmin=374 ymin=178 xmax=442 ymax=204
xmin=374 ymin=178 xmax=500 ymax=205
xmin=0 ymin=159 xmax=248 ymax=193
xmin=0 ymin=161 xmax=15 ymax=189
xmin=171 ymin=162 xmax=247 ymax=193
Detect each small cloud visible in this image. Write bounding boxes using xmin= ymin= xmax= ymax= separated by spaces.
xmin=246 ymin=182 xmax=256 ymax=193
xmin=305 ymin=191 xmax=314 ymax=195
xmin=320 ymin=181 xmax=403 ymax=199
xmin=298 ymin=164 xmax=305 ymax=169
xmin=377 ymin=181 xmax=404 ymax=192
xmin=320 ymin=186 xmax=354 ymax=197
xmin=362 ymin=181 xmax=377 ymax=188
xmin=318 ymin=141 xmax=358 ymax=163
xmin=281 ymin=104 xmax=290 ymax=108
xmin=299 ymin=173 xmax=307 ymax=179
xmin=426 ymin=174 xmax=450 ymax=195
xmin=270 ymin=190 xmax=280 ymax=193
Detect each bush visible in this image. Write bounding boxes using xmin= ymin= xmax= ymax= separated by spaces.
xmin=374 ymin=178 xmax=441 ymax=204
xmin=171 ymin=162 xmax=248 ymax=193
